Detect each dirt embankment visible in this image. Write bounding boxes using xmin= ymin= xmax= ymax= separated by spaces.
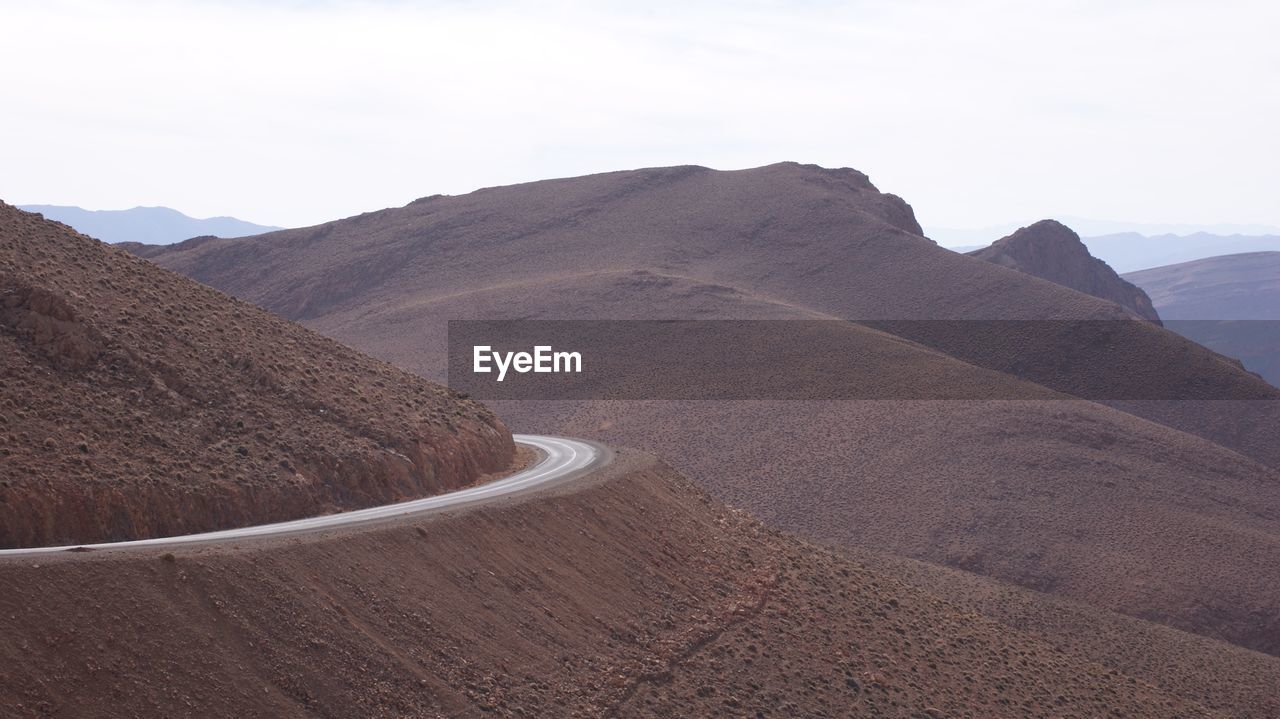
xmin=0 ymin=450 xmax=1250 ymax=718
xmin=0 ymin=201 xmax=513 ymax=548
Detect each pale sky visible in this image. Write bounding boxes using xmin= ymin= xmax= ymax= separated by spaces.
xmin=3 ymin=0 xmax=1278 ymax=238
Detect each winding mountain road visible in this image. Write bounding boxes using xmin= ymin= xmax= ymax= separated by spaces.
xmin=0 ymin=435 xmax=607 ymax=557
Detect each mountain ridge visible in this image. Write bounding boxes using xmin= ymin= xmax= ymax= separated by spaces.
xmin=122 ymin=162 xmax=1280 ymax=656
xmin=19 ymin=203 xmax=282 ymax=245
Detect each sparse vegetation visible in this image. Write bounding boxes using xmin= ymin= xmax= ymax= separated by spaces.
xmin=0 ymin=202 xmax=514 ymax=548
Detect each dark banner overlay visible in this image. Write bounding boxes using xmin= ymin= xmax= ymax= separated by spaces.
xmin=446 ymin=320 xmax=1280 ymax=400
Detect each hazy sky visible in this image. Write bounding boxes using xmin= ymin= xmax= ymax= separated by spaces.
xmin=3 ymin=0 xmax=1278 ymax=237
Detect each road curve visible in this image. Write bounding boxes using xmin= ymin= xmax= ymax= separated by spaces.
xmin=0 ymin=435 xmax=608 ymax=557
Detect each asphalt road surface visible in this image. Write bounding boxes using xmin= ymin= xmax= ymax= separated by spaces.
xmin=0 ymin=434 xmax=608 ymax=557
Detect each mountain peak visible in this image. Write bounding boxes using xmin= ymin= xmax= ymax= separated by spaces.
xmin=969 ymin=219 xmax=1162 ymax=323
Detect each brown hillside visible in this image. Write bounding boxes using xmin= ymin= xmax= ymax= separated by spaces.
xmin=140 ymin=163 xmax=1127 ymax=323
xmin=854 ymin=547 xmax=1280 ymax=718
xmin=121 ymin=164 xmax=1280 ymax=654
xmin=115 ymin=236 xmax=222 ymax=260
xmin=500 ymin=396 xmax=1280 ymax=657
xmin=1125 ymin=251 xmax=1280 ymax=320
xmin=0 ymin=451 xmax=1251 ymax=718
xmin=134 ymin=163 xmax=1280 ymax=465
xmin=0 ymin=201 xmax=513 ymax=548
xmin=968 ymin=219 xmax=1162 ymax=322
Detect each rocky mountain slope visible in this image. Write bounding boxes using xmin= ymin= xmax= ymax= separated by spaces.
xmin=135 ymin=163 xmax=1130 ymax=322
xmin=2 ymin=451 xmax=1271 ymax=718
xmin=125 ymin=163 xmax=1280 ymax=656
xmin=0 ymin=201 xmax=513 ymax=547
xmin=134 ymin=163 xmax=1277 ymax=441
xmin=967 ymin=219 xmax=1161 ymax=322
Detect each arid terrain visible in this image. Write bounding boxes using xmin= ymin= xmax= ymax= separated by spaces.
xmin=966 ymin=219 xmax=1162 ymax=322
xmin=7 ymin=162 xmax=1280 ymax=717
xmin=1124 ymin=251 xmax=1280 ymax=321
xmin=7 ymin=203 xmax=1274 ymax=717
xmin=0 ymin=202 xmax=513 ymax=547
xmin=1125 ymin=252 xmax=1280 ymax=386
xmin=4 ymin=450 xmax=1276 ymax=718
xmin=135 ymin=163 xmax=1280 ymax=461
xmin=124 ymin=163 xmax=1280 ymax=659
xmin=9 ymin=0 xmax=1278 ymax=714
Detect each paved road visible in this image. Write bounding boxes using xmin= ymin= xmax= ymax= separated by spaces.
xmin=0 ymin=434 xmax=607 ymax=557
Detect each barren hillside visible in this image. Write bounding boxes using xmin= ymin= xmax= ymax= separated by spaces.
xmin=1123 ymin=252 xmax=1280 ymax=386
xmin=854 ymin=546 xmax=1280 ymax=718
xmin=967 ymin=219 xmax=1161 ymax=322
xmin=123 ymin=164 xmax=1280 ymax=656
xmin=0 ymin=451 xmax=1264 ymax=718
xmin=132 ymin=162 xmax=1144 ymax=325
xmin=1124 ymin=251 xmax=1280 ymax=320
xmin=0 ymin=202 xmax=513 ymax=547
xmin=502 ymin=397 xmax=1280 ymax=656
xmin=135 ymin=163 xmax=1280 ymax=462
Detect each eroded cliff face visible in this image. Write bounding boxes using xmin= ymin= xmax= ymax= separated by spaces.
xmin=0 ymin=201 xmax=513 ymax=547
xmin=968 ymin=220 xmax=1162 ymax=323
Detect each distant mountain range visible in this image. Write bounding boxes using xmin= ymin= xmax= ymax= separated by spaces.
xmin=18 ymin=204 xmax=282 ymax=244
xmin=929 ymin=218 xmax=1280 ymax=248
xmin=950 ymin=228 xmax=1280 ymax=274
xmin=1083 ymin=232 xmax=1280 ymax=273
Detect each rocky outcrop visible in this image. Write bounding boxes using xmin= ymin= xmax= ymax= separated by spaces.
xmin=0 ymin=201 xmax=514 ymax=547
xmin=968 ymin=219 xmax=1162 ymax=322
